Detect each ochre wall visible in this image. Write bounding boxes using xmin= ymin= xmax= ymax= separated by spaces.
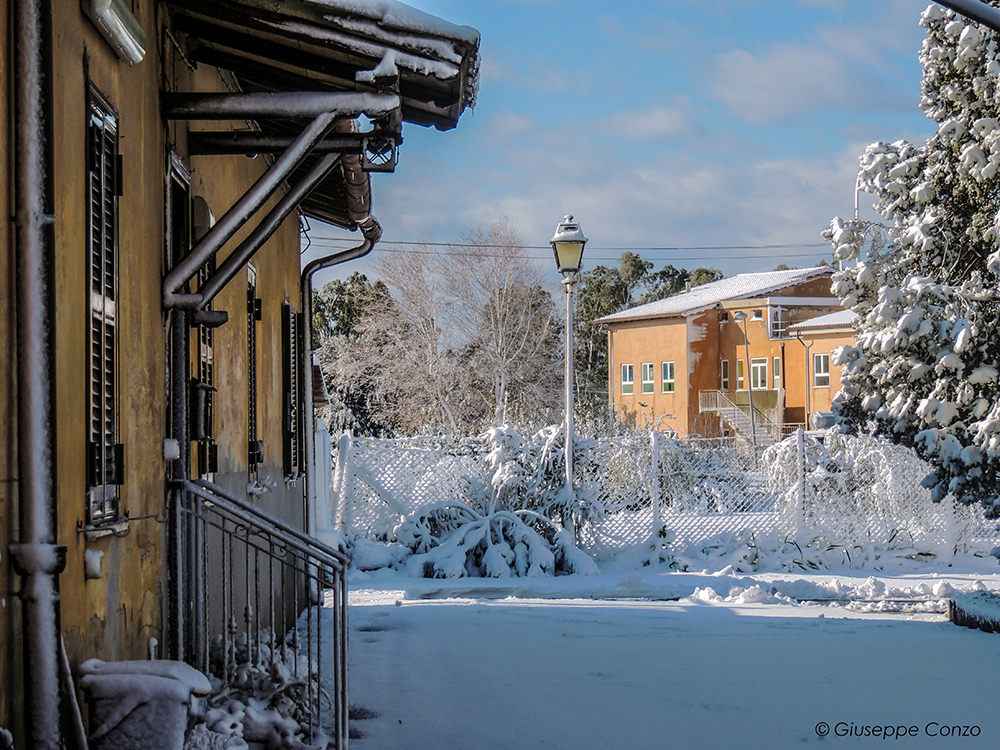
xmin=0 ymin=3 xmax=310 ymax=739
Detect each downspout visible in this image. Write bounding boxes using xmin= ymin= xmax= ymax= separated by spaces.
xmin=300 ymin=122 xmax=381 ymax=534
xmin=9 ymin=1 xmax=64 ymax=748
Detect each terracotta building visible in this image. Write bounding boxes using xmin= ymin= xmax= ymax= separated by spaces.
xmin=596 ymin=267 xmax=856 ymax=444
xmin=0 ymin=2 xmax=478 ymax=747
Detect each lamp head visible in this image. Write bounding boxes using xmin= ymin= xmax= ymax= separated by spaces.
xmin=550 ymin=215 xmax=588 ymax=275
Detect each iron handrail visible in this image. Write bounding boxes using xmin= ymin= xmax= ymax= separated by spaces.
xmin=184 ymin=478 xmax=350 ymax=568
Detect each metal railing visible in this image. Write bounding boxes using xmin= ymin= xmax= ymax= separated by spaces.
xmin=698 ymin=390 xmax=782 ymax=446
xmin=176 ymin=479 xmax=350 ymax=748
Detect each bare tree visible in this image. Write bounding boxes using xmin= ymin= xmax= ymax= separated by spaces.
xmin=443 ymin=217 xmax=560 ymax=425
xmin=317 ymin=219 xmax=561 ymax=435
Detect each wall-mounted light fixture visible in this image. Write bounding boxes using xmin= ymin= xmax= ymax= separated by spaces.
xmin=83 ymin=0 xmax=147 ymax=66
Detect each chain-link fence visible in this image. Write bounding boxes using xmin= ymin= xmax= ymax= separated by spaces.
xmin=331 ymin=428 xmax=1000 ymax=560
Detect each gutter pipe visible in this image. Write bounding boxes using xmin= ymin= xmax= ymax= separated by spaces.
xmin=163 ymin=112 xmax=340 ymax=306
xmin=299 ymin=124 xmax=381 ymax=534
xmin=9 ymin=0 xmax=64 ymax=747
xmin=188 ymin=152 xmax=341 ymax=310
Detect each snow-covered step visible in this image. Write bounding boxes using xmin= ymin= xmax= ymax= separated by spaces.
xmin=949 ymin=590 xmax=1000 ymax=633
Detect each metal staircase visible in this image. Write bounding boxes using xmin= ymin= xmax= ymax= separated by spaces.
xmin=699 ymin=390 xmax=780 ymax=448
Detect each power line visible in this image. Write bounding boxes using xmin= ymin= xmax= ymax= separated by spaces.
xmin=304 ymin=237 xmax=831 ymax=264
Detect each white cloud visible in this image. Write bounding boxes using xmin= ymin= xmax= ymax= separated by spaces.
xmin=602 ymin=104 xmax=694 ymax=141
xmin=708 ymin=42 xmax=888 ymax=124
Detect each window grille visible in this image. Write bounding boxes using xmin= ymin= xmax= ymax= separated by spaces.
xmin=196 ymin=257 xmax=218 ymax=476
xmin=282 ymin=303 xmax=302 ymax=478
xmin=248 ymin=267 xmax=262 ymax=477
xmin=86 ymin=84 xmax=122 ymax=526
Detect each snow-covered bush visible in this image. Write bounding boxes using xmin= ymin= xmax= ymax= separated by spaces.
xmin=826 ymin=2 xmax=1000 ymax=509
xmin=346 ymin=425 xmax=602 ymax=578
xmin=193 ymin=631 xmax=331 ymax=750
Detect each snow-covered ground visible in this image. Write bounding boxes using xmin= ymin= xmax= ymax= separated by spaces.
xmin=347 ymin=556 xmax=1000 ymax=749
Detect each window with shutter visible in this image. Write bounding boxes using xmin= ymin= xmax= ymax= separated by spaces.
xmin=86 ymin=85 xmax=122 ymax=526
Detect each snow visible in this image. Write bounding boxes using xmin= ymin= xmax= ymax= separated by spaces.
xmin=596 ymin=266 xmax=834 ymax=323
xmin=345 ymin=560 xmax=1000 ymax=749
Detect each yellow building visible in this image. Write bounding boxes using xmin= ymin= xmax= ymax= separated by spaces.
xmin=0 ymin=2 xmax=478 ymax=746
xmin=597 ymin=267 xmax=856 ymax=442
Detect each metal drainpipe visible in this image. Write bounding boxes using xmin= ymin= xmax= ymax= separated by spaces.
xmin=10 ymin=0 xmax=64 ymax=748
xmin=191 ymin=152 xmax=341 ymax=310
xmin=299 ymin=228 xmax=379 ymax=535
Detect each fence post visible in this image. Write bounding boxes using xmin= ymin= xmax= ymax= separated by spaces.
xmin=650 ymin=430 xmax=661 ymax=539
xmin=332 ymin=430 xmax=353 ymax=532
xmin=795 ymin=427 xmax=806 ymax=540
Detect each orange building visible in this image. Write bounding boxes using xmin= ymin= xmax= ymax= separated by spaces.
xmin=597 ymin=267 xmax=856 ymax=444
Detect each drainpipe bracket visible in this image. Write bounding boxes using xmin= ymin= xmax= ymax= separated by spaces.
xmin=8 ymin=542 xmax=67 ymax=577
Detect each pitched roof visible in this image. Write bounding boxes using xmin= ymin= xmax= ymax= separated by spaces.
xmin=788 ymin=309 xmax=857 ymax=332
xmin=596 ymin=266 xmax=834 ymax=324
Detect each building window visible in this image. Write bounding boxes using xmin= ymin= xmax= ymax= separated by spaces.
xmin=661 ymin=361 xmax=675 ymax=393
xmin=750 ymin=309 xmax=764 ymax=320
xmin=814 ymin=353 xmax=831 ymax=387
xmin=736 ymin=359 xmax=744 ymax=389
xmin=641 ymin=362 xmax=655 ymax=394
xmin=773 ymin=357 xmax=781 ymax=390
xmin=86 ymin=84 xmax=123 ymax=527
xmin=721 ymin=360 xmax=730 ymax=391
xmin=283 ymin=303 xmax=303 ymax=478
xmin=621 ymin=364 xmax=634 ymax=395
xmin=751 ymin=358 xmax=767 ymax=390
xmin=248 ymin=266 xmax=262 ymax=478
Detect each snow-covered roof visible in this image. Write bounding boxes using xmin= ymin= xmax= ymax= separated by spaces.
xmin=596 ymin=266 xmax=834 ymax=324
xmin=169 ymin=0 xmax=480 ymax=228
xmin=788 ymin=309 xmax=857 ymax=332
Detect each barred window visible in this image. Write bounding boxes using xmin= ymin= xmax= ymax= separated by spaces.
xmin=86 ymin=84 xmax=123 ymax=526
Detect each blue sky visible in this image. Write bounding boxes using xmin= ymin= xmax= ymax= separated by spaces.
xmin=306 ymin=0 xmax=940 ymax=284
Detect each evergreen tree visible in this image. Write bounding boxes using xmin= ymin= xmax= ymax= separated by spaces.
xmin=825 ymin=2 xmax=1000 ymax=508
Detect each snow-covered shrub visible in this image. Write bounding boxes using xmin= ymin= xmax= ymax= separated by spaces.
xmin=194 ymin=631 xmax=331 ymax=750
xmin=396 ymin=502 xmax=599 ymax=578
xmin=657 ymin=435 xmax=766 ymax=513
xmin=383 ymin=425 xmax=602 ymax=577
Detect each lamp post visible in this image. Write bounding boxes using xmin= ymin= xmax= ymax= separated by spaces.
xmin=732 ymin=311 xmax=758 ymax=454
xmin=550 ymin=215 xmax=588 ymax=536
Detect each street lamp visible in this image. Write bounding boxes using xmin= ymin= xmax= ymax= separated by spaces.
xmin=732 ymin=311 xmax=758 ymax=454
xmin=550 ymin=215 xmax=588 ymax=537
